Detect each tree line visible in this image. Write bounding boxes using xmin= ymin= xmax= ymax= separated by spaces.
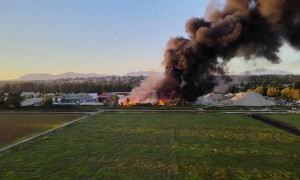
xmin=0 ymin=92 xmax=55 ymax=108
xmin=0 ymin=78 xmax=143 ymax=94
xmin=0 ymin=75 xmax=299 ymax=102
xmin=0 ymin=92 xmax=23 ymax=108
xmin=246 ymin=80 xmax=300 ymax=101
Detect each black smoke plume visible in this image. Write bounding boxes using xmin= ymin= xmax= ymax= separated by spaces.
xmin=127 ymin=0 xmax=300 ymax=104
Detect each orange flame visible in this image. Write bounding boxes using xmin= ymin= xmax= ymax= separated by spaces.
xmin=158 ymin=99 xmax=176 ymax=106
xmin=121 ymin=101 xmax=136 ymax=107
xmin=120 ymin=98 xmax=137 ymax=107
xmin=158 ymin=99 xmax=167 ymax=106
xmin=120 ymin=98 xmax=176 ymax=106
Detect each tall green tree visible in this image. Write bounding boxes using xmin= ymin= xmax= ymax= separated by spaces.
xmin=1 ymin=83 xmax=11 ymax=92
xmin=292 ymin=80 xmax=300 ymax=89
xmin=0 ymin=92 xmax=6 ymax=108
xmin=43 ymin=96 xmax=53 ymax=107
xmin=6 ymin=92 xmax=23 ymax=108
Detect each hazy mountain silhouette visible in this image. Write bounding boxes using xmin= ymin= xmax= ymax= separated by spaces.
xmin=17 ymin=71 xmax=163 ymax=81
xmin=18 ymin=72 xmax=106 ymax=81
xmin=239 ymin=69 xmax=297 ymax=76
xmin=15 ymin=69 xmax=296 ymax=81
xmin=124 ymin=71 xmax=163 ymax=77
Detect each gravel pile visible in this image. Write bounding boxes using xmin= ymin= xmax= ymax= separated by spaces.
xmin=195 ymin=92 xmax=275 ymax=106
xmin=230 ymin=92 xmax=275 ymax=106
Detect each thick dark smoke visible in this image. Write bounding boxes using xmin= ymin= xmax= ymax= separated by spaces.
xmin=160 ymin=0 xmax=300 ymax=102
xmin=127 ymin=0 xmax=300 ymax=104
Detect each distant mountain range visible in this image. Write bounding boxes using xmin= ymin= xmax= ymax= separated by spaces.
xmin=17 ymin=72 xmax=106 ymax=81
xmin=16 ymin=71 xmax=163 ymax=81
xmin=239 ymin=69 xmax=297 ymax=76
xmin=14 ymin=69 xmax=297 ymax=81
xmin=123 ymin=71 xmax=163 ymax=77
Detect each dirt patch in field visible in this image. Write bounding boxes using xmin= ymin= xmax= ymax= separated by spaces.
xmin=0 ymin=113 xmax=84 ymax=147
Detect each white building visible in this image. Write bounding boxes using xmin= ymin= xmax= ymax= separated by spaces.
xmin=21 ymin=92 xmax=39 ymax=98
xmin=21 ymin=98 xmax=43 ymax=106
xmin=88 ymin=93 xmax=98 ymax=101
xmin=61 ymin=93 xmax=93 ymax=104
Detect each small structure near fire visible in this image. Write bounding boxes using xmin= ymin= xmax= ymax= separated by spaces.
xmin=61 ymin=93 xmax=94 ymax=104
xmin=98 ymin=92 xmax=130 ymax=103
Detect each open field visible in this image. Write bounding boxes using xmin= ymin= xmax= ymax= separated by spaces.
xmin=0 ymin=105 xmax=102 ymax=112
xmin=0 ymin=112 xmax=299 ymax=179
xmin=0 ymin=113 xmax=85 ymax=148
xmin=263 ymin=114 xmax=300 ymax=128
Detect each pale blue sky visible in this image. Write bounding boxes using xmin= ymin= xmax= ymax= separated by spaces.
xmin=0 ymin=0 xmax=299 ymax=80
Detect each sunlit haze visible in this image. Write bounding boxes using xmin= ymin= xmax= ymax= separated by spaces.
xmin=0 ymin=0 xmax=299 ymax=80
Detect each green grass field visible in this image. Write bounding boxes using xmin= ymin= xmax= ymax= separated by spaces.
xmin=0 ymin=112 xmax=299 ymax=179
xmin=0 ymin=113 xmax=85 ymax=148
xmin=263 ymin=114 xmax=300 ymax=128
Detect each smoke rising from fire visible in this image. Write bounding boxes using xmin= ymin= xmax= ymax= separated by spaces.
xmin=126 ymin=0 xmax=300 ymax=104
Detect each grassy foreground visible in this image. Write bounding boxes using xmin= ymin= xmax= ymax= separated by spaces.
xmin=264 ymin=114 xmax=300 ymax=128
xmin=0 ymin=112 xmax=299 ymax=179
xmin=0 ymin=113 xmax=85 ymax=148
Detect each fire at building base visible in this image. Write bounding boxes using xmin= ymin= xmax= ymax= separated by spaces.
xmin=119 ymin=92 xmax=275 ymax=107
